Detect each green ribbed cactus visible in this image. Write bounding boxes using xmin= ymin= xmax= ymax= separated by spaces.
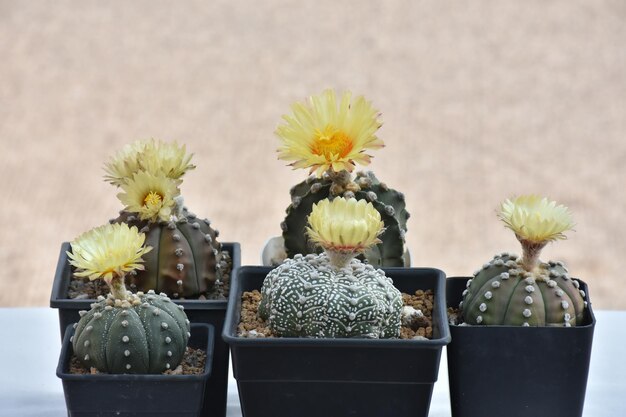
xmin=99 ymin=139 xmax=229 ymax=299
xmin=260 ymin=198 xmax=403 ymax=338
xmin=67 ymin=222 xmax=191 ymax=374
xmin=271 ymin=89 xmax=410 ymax=267
xmin=72 ymin=290 xmax=190 ymax=373
xmin=282 ymin=171 xmax=409 ymax=267
xmin=259 ymin=253 xmax=402 ymax=338
xmin=461 ymin=195 xmax=587 ymax=327
xmin=113 ymin=207 xmax=227 ymax=298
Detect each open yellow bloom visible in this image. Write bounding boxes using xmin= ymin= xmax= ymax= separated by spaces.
xmin=117 ymin=170 xmax=180 ymax=222
xmin=306 ymin=198 xmax=385 ymax=252
xmin=499 ymin=195 xmax=574 ymax=243
xmin=67 ymin=223 xmax=152 ymax=283
xmin=276 ymin=89 xmax=384 ymax=177
xmin=104 ymin=139 xmax=195 ymax=186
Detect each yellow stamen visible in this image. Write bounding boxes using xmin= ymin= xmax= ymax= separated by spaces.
xmin=311 ymin=126 xmax=353 ymax=159
xmin=143 ymin=191 xmax=163 ymax=207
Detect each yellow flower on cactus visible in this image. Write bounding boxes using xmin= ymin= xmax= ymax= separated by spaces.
xmin=141 ymin=139 xmax=196 ymax=180
xmin=306 ymin=197 xmax=385 ymax=252
xmin=104 ymin=139 xmax=195 ymax=186
xmin=104 ymin=140 xmax=148 ymax=186
xmin=67 ymin=223 xmax=152 ymax=283
xmin=276 ymin=89 xmax=384 ymax=177
xmin=117 ymin=170 xmax=180 ymax=222
xmin=499 ymin=195 xmax=575 ymax=243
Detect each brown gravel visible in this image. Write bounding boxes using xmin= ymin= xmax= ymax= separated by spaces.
xmin=69 ymin=346 xmax=207 ymax=375
xmin=238 ymin=289 xmax=435 ymax=340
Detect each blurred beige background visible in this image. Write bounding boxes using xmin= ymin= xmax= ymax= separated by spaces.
xmin=1 ymin=0 xmax=625 ymax=308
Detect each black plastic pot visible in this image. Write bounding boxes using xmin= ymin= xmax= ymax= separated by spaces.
xmin=50 ymin=242 xmax=240 ymax=417
xmin=446 ymin=277 xmax=596 ymax=417
xmin=223 ymin=266 xmax=451 ymax=417
xmin=57 ymin=323 xmax=214 ymax=417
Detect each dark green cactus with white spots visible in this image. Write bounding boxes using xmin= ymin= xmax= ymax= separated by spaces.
xmin=281 ymin=171 xmax=409 ymax=267
xmin=113 ymin=207 xmax=229 ymax=298
xmin=258 ymin=253 xmax=403 ymax=338
xmin=72 ymin=290 xmax=190 ymax=374
xmin=461 ymin=253 xmax=587 ymax=327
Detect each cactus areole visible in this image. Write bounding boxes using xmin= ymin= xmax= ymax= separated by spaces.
xmin=461 ymin=195 xmax=587 ymax=327
xmin=260 ymin=198 xmax=403 ymax=338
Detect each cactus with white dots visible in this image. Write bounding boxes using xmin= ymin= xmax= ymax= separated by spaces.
xmin=72 ymin=290 xmax=190 ymax=374
xmin=460 ymin=196 xmax=587 ymax=327
xmin=113 ymin=207 xmax=228 ymax=298
xmin=259 ymin=253 xmax=403 ymax=338
xmin=461 ymin=253 xmax=586 ymax=326
xmin=281 ymin=171 xmax=409 ymax=267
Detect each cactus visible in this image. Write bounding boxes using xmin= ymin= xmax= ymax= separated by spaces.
xmin=73 ymin=290 xmax=190 ymax=374
xmin=259 ymin=198 xmax=403 ymax=338
xmin=272 ymin=89 xmax=410 ymax=267
xmin=113 ymin=207 xmax=227 ymax=298
xmin=67 ymin=222 xmax=191 ymax=374
xmin=282 ymin=170 xmax=409 ymax=267
xmin=96 ymin=139 xmax=229 ymax=298
xmin=461 ymin=195 xmax=586 ymax=327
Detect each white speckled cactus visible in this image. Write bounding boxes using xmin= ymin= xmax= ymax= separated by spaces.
xmin=461 ymin=195 xmax=587 ymax=327
xmin=67 ymin=223 xmax=191 ymax=373
xmin=259 ymin=198 xmax=403 ymax=338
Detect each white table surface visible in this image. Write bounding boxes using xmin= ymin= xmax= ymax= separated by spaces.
xmin=0 ymin=308 xmax=622 ymax=417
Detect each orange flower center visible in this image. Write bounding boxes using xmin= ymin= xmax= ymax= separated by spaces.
xmin=311 ymin=125 xmax=353 ymax=160
xmin=143 ymin=191 xmax=163 ymax=207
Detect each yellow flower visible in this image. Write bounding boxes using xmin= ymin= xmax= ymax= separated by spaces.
xmin=104 ymin=139 xmax=195 ymax=186
xmin=67 ymin=223 xmax=152 ymax=282
xmin=276 ymin=89 xmax=384 ymax=177
xmin=306 ymin=197 xmax=385 ymax=252
xmin=117 ymin=170 xmax=180 ymax=222
xmin=104 ymin=141 xmax=148 ymax=187
xmin=499 ymin=195 xmax=574 ymax=243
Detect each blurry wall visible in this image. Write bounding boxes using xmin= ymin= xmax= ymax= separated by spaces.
xmin=1 ymin=0 xmax=625 ymax=308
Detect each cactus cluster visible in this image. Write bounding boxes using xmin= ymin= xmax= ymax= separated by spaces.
xmin=259 ymin=253 xmax=402 ymax=338
xmin=113 ymin=207 xmax=229 ymax=298
xmin=282 ymin=171 xmax=409 ymax=267
xmin=72 ymin=290 xmax=190 ymax=373
xmin=460 ymin=195 xmax=586 ymax=327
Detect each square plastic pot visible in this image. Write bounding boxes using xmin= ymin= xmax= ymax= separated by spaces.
xmin=57 ymin=323 xmax=214 ymax=417
xmin=50 ymin=242 xmax=240 ymax=417
xmin=223 ymin=266 xmax=451 ymax=417
xmin=446 ymin=276 xmax=595 ymax=417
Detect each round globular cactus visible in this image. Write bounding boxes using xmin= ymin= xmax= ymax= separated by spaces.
xmin=67 ymin=222 xmax=191 ymax=374
xmin=461 ymin=195 xmax=587 ymax=327
xmin=259 ymin=197 xmax=403 ymax=338
xmin=73 ymin=291 xmax=190 ymax=374
xmin=282 ymin=170 xmax=409 ymax=267
xmin=114 ymin=207 xmax=225 ymax=298
xmin=99 ymin=139 xmax=229 ymax=298
xmin=270 ymin=89 xmax=410 ymax=267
